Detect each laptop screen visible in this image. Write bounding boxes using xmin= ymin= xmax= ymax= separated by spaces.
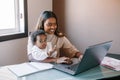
xmin=76 ymin=41 xmax=112 ymax=73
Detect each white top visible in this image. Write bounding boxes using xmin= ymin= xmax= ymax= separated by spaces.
xmin=27 ymin=34 xmax=79 ymax=59
xmin=31 ymin=42 xmax=57 ymax=61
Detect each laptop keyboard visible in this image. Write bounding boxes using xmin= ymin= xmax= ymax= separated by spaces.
xmin=66 ymin=63 xmax=79 ymax=71
xmin=53 ymin=58 xmax=80 ymax=71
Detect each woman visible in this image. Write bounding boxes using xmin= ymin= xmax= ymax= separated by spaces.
xmin=27 ymin=11 xmax=82 ymax=64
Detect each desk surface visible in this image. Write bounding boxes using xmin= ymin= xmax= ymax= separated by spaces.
xmin=0 ymin=53 xmax=120 ymax=80
xmin=21 ymin=53 xmax=120 ymax=80
xmin=25 ymin=66 xmax=120 ymax=80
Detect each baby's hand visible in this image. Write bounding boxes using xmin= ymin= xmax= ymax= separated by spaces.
xmin=52 ymin=45 xmax=57 ymax=51
xmin=48 ymin=45 xmax=57 ymax=56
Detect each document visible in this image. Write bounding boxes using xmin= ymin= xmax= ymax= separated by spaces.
xmin=101 ymin=56 xmax=120 ymax=71
xmin=7 ymin=62 xmax=53 ymax=77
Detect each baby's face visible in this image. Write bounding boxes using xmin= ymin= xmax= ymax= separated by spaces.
xmin=36 ymin=34 xmax=47 ymax=49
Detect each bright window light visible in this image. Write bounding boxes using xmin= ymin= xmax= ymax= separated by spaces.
xmin=0 ymin=0 xmax=28 ymax=41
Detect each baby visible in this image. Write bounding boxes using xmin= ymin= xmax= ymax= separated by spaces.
xmin=30 ymin=30 xmax=57 ymax=62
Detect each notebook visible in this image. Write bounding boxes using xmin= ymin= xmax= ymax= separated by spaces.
xmin=53 ymin=41 xmax=112 ymax=75
xmin=7 ymin=62 xmax=53 ymax=77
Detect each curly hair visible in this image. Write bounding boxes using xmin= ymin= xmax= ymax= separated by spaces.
xmin=31 ymin=30 xmax=46 ymax=44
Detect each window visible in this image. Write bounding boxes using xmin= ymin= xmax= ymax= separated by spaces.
xmin=0 ymin=0 xmax=28 ymax=42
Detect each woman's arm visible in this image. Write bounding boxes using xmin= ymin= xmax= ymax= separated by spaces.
xmin=74 ymin=52 xmax=83 ymax=58
xmin=41 ymin=57 xmax=57 ymax=63
xmin=41 ymin=57 xmax=71 ymax=64
xmin=60 ymin=36 xmax=83 ymax=58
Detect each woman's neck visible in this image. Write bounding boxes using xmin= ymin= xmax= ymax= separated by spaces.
xmin=46 ymin=33 xmax=55 ymax=41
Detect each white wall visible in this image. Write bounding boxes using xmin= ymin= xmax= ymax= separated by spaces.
xmin=65 ymin=0 xmax=120 ymax=54
xmin=0 ymin=38 xmax=28 ymax=66
xmin=53 ymin=0 xmax=120 ymax=54
xmin=0 ymin=0 xmax=52 ymax=66
xmin=28 ymin=0 xmax=52 ymax=32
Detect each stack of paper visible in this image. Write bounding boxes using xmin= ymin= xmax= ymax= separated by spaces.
xmin=7 ymin=62 xmax=53 ymax=77
xmin=101 ymin=56 xmax=120 ymax=71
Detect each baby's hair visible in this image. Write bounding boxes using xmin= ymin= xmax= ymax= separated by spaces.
xmin=31 ymin=30 xmax=46 ymax=44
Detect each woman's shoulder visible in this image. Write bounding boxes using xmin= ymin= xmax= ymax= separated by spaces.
xmin=57 ymin=35 xmax=69 ymax=43
xmin=55 ymin=32 xmax=65 ymax=37
xmin=55 ymin=34 xmax=66 ymax=40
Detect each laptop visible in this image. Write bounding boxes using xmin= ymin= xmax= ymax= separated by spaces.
xmin=53 ymin=41 xmax=112 ymax=75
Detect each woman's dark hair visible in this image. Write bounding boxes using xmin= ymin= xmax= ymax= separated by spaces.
xmin=31 ymin=30 xmax=46 ymax=44
xmin=35 ymin=11 xmax=64 ymax=37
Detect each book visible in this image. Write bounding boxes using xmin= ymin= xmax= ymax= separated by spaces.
xmin=7 ymin=62 xmax=53 ymax=77
xmin=101 ymin=56 xmax=120 ymax=71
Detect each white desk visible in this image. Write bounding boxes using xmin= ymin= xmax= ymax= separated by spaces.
xmin=0 ymin=54 xmax=120 ymax=80
xmin=0 ymin=65 xmax=120 ymax=80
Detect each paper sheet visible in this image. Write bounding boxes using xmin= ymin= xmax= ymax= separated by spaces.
xmin=29 ymin=62 xmax=53 ymax=70
xmin=101 ymin=56 xmax=120 ymax=71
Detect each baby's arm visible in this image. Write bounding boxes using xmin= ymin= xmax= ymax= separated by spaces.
xmin=47 ymin=45 xmax=57 ymax=56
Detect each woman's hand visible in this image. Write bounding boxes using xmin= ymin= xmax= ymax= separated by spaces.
xmin=78 ymin=55 xmax=83 ymax=61
xmin=75 ymin=52 xmax=83 ymax=61
xmin=56 ymin=57 xmax=72 ymax=64
xmin=56 ymin=57 xmax=68 ymax=63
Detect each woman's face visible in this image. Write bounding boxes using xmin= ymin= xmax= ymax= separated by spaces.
xmin=44 ymin=17 xmax=57 ymax=34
